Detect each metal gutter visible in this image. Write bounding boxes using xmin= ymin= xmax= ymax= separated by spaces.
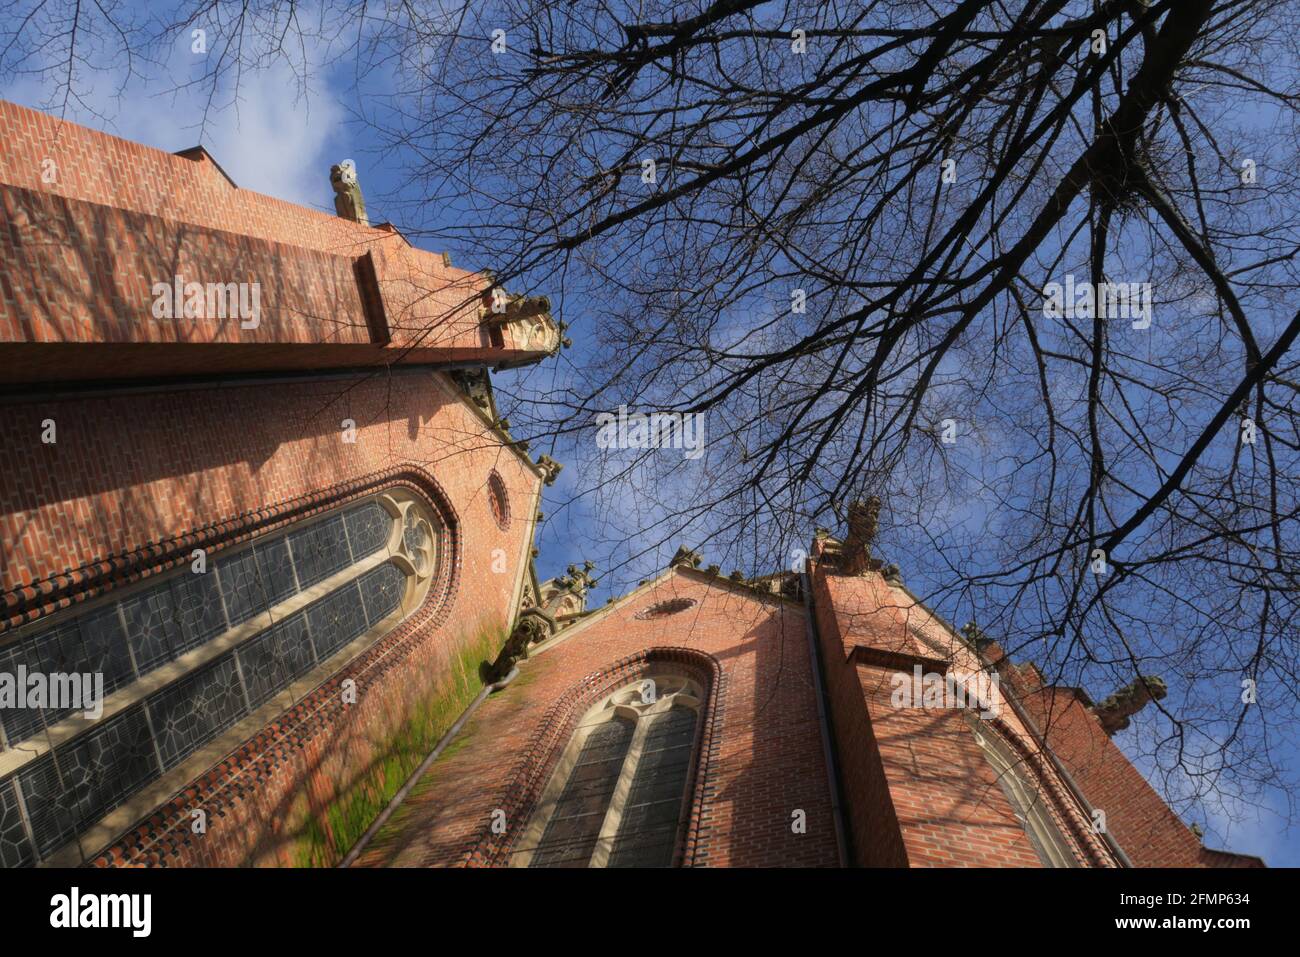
xmin=990 ymin=669 xmax=1136 ymax=868
xmin=800 ymin=569 xmax=851 ymax=867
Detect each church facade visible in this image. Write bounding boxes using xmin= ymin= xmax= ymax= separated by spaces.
xmin=0 ymin=101 xmax=1262 ymax=868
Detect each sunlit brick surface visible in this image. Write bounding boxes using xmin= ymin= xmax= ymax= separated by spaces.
xmin=0 ymin=100 xmax=547 ymax=382
xmin=355 ymin=571 xmax=841 ymax=868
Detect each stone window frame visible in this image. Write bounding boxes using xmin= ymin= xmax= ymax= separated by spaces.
xmin=966 ymin=714 xmax=1081 ymax=868
xmin=0 ymin=489 xmax=443 ymax=867
xmin=487 ymin=470 xmax=511 ymax=530
xmin=509 ymin=669 xmax=704 ymax=868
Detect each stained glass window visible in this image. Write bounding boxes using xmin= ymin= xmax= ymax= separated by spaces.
xmin=0 ymin=780 xmax=32 ymax=868
xmin=237 ymin=614 xmax=316 ymax=711
xmin=519 ymin=675 xmax=702 ymax=869
xmin=607 ymin=708 xmax=697 ymax=867
xmin=0 ymin=492 xmax=443 ymax=865
xmin=530 ymin=719 xmax=635 ymax=868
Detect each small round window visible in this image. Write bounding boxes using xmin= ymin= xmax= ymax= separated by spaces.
xmin=635 ymin=597 xmax=697 ymax=620
xmin=488 ymin=470 xmax=511 ymax=530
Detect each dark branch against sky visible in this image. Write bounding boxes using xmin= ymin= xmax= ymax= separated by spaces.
xmin=3 ymin=0 xmax=1298 ymax=862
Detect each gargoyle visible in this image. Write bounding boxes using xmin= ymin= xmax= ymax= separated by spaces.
xmin=1093 ymin=675 xmax=1168 ymax=735
xmin=536 ymin=454 xmax=563 ymax=486
xmin=961 ymin=621 xmax=995 ymax=652
xmin=484 ymin=612 xmax=552 ymax=683
xmin=670 ymin=546 xmax=703 ymax=569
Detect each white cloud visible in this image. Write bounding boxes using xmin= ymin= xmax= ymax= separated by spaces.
xmin=2 ymin=32 xmax=345 ymax=211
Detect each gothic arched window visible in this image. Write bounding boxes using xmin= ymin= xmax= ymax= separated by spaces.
xmin=0 ymin=488 xmax=444 ymax=867
xmin=966 ymin=716 xmax=1080 ymax=868
xmin=512 ymin=673 xmax=702 ymax=868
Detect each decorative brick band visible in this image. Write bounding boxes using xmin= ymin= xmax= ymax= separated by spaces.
xmin=2 ymin=465 xmax=460 ymax=633
xmin=469 ymin=646 xmax=726 ymax=868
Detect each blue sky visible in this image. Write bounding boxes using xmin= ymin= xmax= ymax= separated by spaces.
xmin=3 ymin=10 xmax=1295 ymax=867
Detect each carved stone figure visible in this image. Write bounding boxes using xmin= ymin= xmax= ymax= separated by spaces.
xmin=481 ymin=291 xmax=562 ymax=355
xmin=536 ymin=455 xmax=563 ymax=486
xmin=961 ymin=621 xmax=995 ymax=652
xmin=840 ymin=495 xmax=882 ymax=574
xmin=538 ymin=561 xmax=596 ymax=622
xmin=671 ymin=546 xmax=703 ymax=568
xmin=485 ymin=612 xmax=552 ymax=683
xmin=1093 ymin=675 xmax=1168 ymax=734
xmin=450 ymin=368 xmax=494 ymax=411
xmin=330 ymin=160 xmax=369 ymax=226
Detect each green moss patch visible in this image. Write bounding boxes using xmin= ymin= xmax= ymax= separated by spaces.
xmin=291 ymin=626 xmax=503 ymax=867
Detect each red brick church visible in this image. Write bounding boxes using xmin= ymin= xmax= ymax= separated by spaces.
xmin=0 ymin=101 xmax=1262 ymax=869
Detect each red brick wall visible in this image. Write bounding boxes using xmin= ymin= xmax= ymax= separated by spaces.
xmin=0 ymin=369 xmax=535 ymax=607
xmin=0 ymin=367 xmax=542 ymax=864
xmin=1018 ymin=686 xmax=1260 ymax=867
xmin=1 ymin=183 xmax=372 ymax=347
xmin=809 ymin=568 xmax=907 ymax=865
xmin=353 ymin=569 xmax=842 ymax=868
xmin=852 ymin=657 xmax=1052 ymax=867
xmin=0 ymin=101 xmax=441 ymax=267
xmin=0 ymin=99 xmax=546 ymax=381
xmin=810 ymin=562 xmax=1114 ymax=867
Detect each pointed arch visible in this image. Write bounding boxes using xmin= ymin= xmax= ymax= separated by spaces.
xmin=475 ymin=648 xmax=723 ymax=868
xmin=964 ymin=713 xmax=1108 ymax=867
